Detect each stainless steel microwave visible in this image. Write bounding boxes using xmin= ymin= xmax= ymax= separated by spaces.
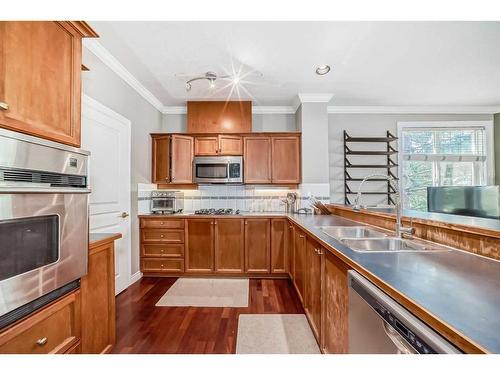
xmin=193 ymin=156 xmax=243 ymax=184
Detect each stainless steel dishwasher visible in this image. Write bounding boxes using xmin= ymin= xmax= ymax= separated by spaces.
xmin=348 ymin=270 xmax=461 ymax=354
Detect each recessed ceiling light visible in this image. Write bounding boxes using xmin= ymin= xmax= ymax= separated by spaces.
xmin=315 ymin=65 xmax=331 ymax=75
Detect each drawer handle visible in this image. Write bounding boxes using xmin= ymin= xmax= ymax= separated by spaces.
xmin=160 ymin=234 xmax=164 ymax=238
xmin=36 ymin=337 xmax=48 ymax=346
xmin=160 ymin=222 xmax=164 ymax=225
xmin=0 ymin=102 xmax=9 ymax=111
xmin=160 ymin=249 xmax=165 ymax=252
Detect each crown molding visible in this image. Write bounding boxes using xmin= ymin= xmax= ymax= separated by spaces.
xmin=161 ymin=105 xmax=297 ymax=115
xmin=83 ymin=39 xmax=164 ymax=112
xmin=298 ymin=93 xmax=333 ymax=103
xmin=327 ymin=105 xmax=500 ymax=114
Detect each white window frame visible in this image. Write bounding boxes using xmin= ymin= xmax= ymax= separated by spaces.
xmin=396 ymin=121 xmax=495 ymax=207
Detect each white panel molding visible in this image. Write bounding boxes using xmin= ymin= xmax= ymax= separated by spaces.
xmin=84 ymin=40 xmax=164 ymax=112
xmin=298 ymin=93 xmax=334 ymax=103
xmin=327 ymin=106 xmax=500 ymax=114
xmin=161 ymin=105 xmax=297 ymax=115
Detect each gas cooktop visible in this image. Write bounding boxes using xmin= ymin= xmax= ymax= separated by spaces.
xmin=194 ymin=208 xmax=240 ymax=215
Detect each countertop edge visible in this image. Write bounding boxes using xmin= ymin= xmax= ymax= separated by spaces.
xmin=89 ymin=233 xmax=122 ymax=250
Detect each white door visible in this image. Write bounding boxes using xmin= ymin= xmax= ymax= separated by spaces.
xmin=81 ymin=95 xmax=131 ymax=295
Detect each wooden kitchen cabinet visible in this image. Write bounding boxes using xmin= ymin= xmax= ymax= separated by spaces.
xmin=244 ymin=136 xmax=272 ymax=183
xmin=271 ymin=218 xmax=288 ymax=273
xmin=322 ymin=251 xmax=349 ymax=354
xmin=194 ymin=135 xmax=242 ymax=156
xmin=185 ymin=219 xmax=215 ymax=273
xmin=81 ymin=237 xmax=118 ymax=354
xmin=140 ymin=218 xmax=186 ymax=275
xmin=187 ymin=101 xmax=251 ymax=133
xmin=293 ymin=228 xmax=307 ymax=302
xmin=171 ymin=135 xmax=194 ymax=183
xmin=0 ymin=290 xmax=81 ymax=354
xmin=305 ymin=238 xmax=323 ymax=342
xmin=244 ymin=218 xmax=271 ymax=273
xmin=215 ymin=218 xmax=245 ymax=273
xmin=271 ymin=136 xmax=301 ymax=184
xmin=151 ymin=135 xmax=170 ymax=183
xmin=0 ymin=21 xmax=97 ymax=147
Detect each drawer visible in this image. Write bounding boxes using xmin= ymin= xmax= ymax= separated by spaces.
xmin=142 ymin=243 xmax=184 ymax=258
xmin=0 ymin=291 xmax=80 ymax=354
xmin=141 ymin=218 xmax=184 ymax=229
xmin=141 ymin=229 xmax=184 ymax=243
xmin=142 ymin=258 xmax=184 ymax=273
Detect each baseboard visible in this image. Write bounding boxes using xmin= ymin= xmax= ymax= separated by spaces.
xmin=130 ymin=271 xmax=143 ymax=285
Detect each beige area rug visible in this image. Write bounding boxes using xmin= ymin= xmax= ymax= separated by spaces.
xmin=155 ymin=278 xmax=249 ymax=307
xmin=236 ymin=314 xmax=321 ymax=354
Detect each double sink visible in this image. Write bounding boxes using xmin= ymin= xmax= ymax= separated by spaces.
xmin=319 ymin=226 xmax=451 ymax=253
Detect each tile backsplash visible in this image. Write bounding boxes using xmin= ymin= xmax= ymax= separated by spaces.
xmin=137 ymin=183 xmax=330 ymax=214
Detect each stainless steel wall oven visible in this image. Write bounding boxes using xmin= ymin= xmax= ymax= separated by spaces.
xmin=0 ymin=129 xmax=90 ymax=329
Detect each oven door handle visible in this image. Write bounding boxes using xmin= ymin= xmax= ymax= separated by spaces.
xmin=0 ymin=186 xmax=91 ymax=194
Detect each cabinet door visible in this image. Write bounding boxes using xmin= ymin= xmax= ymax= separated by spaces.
xmin=215 ymin=218 xmax=244 ymax=273
xmin=322 ymin=251 xmax=349 ymax=354
xmin=187 ymin=101 xmax=251 ymax=133
xmin=152 ymin=135 xmax=170 ymax=183
xmin=81 ymin=242 xmax=115 ymax=354
xmin=271 ymin=136 xmax=300 ymax=184
xmin=288 ymin=223 xmax=295 ymax=277
xmin=0 ymin=22 xmax=83 ymax=146
xmin=244 ymin=218 xmax=270 ymax=273
xmin=219 ymin=135 xmax=242 ymax=155
xmin=194 ymin=136 xmax=218 ymax=156
xmin=293 ymin=229 xmax=306 ymax=301
xmin=243 ymin=137 xmax=271 ymax=183
xmin=185 ymin=219 xmax=214 ymax=273
xmin=305 ymin=238 xmax=322 ymax=341
xmin=171 ymin=135 xmax=194 ymax=183
xmin=271 ymin=218 xmax=288 ymax=273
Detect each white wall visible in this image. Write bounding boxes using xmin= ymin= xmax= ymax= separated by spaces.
xmin=328 ymin=113 xmax=494 ymax=205
xmin=82 ymin=47 xmax=163 ymax=277
xmin=161 ymin=113 xmax=296 ymax=133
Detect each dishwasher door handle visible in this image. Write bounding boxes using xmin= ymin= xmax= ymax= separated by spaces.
xmin=382 ymin=321 xmax=417 ymax=354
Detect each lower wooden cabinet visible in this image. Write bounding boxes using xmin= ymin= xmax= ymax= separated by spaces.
xmin=215 ymin=218 xmax=245 ymax=273
xmin=292 ymin=228 xmax=307 ymax=302
xmin=244 ymin=218 xmax=271 ymax=273
xmin=305 ymin=238 xmax=323 ymax=341
xmin=81 ymin=240 xmax=116 ymax=354
xmin=271 ymin=218 xmax=288 ymax=273
xmin=186 ymin=219 xmax=215 ymax=272
xmin=0 ymin=290 xmax=81 ymax=354
xmin=321 ymin=250 xmax=349 ymax=354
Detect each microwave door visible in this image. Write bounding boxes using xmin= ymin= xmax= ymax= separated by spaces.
xmin=195 ymin=163 xmax=229 ymax=183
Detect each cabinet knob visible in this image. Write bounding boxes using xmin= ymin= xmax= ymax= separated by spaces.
xmin=121 ymin=212 xmax=129 ymax=218
xmin=299 ymin=235 xmax=305 ymax=238
xmin=214 ymin=222 xmax=217 ymax=225
xmin=160 ymin=222 xmax=164 ymax=225
xmin=160 ymin=234 xmax=164 ymax=238
xmin=160 ymin=249 xmax=164 ymax=253
xmin=36 ymin=337 xmax=48 ymax=346
xmin=0 ymin=102 xmax=9 ymax=111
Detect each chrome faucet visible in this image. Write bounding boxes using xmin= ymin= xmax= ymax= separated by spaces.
xmin=353 ymin=174 xmax=413 ymax=238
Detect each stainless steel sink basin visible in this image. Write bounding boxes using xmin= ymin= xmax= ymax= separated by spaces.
xmin=340 ymin=237 xmax=452 ymax=253
xmin=319 ymin=226 xmax=387 ymax=240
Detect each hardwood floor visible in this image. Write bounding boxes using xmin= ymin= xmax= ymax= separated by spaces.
xmin=112 ymin=277 xmax=304 ymax=354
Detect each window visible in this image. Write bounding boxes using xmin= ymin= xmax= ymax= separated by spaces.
xmin=398 ymin=122 xmax=493 ymax=211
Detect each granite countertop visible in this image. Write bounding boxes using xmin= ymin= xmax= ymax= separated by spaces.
xmin=138 ymin=210 xmax=500 ymax=352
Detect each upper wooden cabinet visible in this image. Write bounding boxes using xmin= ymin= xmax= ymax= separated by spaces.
xmin=151 ymin=134 xmax=194 ymax=185
xmin=244 ymin=136 xmax=272 ymax=183
xmin=194 ymin=134 xmax=242 ymax=156
xmin=272 ymin=136 xmax=301 ymax=184
xmin=244 ymin=135 xmax=301 ymax=184
xmin=171 ymin=135 xmax=194 ymax=183
xmin=0 ymin=21 xmax=97 ymax=147
xmin=187 ymin=101 xmax=251 ymax=133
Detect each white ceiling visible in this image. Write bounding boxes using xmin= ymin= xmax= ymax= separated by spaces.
xmin=88 ymin=21 xmax=500 ymax=107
